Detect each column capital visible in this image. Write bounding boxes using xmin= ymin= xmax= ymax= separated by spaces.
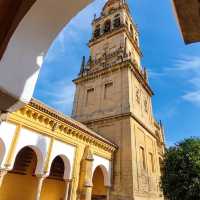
xmin=36 ymin=173 xmax=47 ymax=179
xmin=84 ymin=182 xmax=93 ymax=188
xmin=64 ymin=178 xmax=72 ymax=183
xmin=0 ymin=169 xmax=8 ymax=188
xmin=0 ymin=169 xmax=8 ymax=175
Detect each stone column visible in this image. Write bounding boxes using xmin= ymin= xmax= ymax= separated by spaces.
xmin=63 ymin=179 xmax=71 ymax=200
xmin=79 ymin=147 xmax=94 ymax=200
xmin=106 ymin=186 xmax=111 ymax=200
xmin=0 ymin=169 xmax=8 ymax=188
xmin=35 ymin=175 xmax=46 ymax=200
xmin=83 ymin=184 xmax=93 ymax=200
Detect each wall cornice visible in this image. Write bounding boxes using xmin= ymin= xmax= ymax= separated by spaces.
xmin=82 ymin=112 xmax=162 ymax=143
xmin=73 ymin=60 xmax=154 ymax=96
xmin=8 ymin=99 xmax=117 ymax=154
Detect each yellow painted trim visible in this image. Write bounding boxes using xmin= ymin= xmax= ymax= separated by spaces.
xmin=9 ymin=106 xmax=116 ymax=153
xmin=70 ymin=146 xmax=82 ymax=200
xmin=44 ymin=137 xmax=54 ymax=173
xmin=4 ymin=124 xmax=21 ymax=167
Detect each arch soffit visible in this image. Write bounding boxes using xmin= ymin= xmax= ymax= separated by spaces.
xmin=48 ymin=154 xmax=71 ymax=180
xmin=92 ymin=155 xmax=111 ymax=187
xmin=92 ymin=164 xmax=110 ymax=187
xmin=10 ymin=145 xmax=44 ymax=175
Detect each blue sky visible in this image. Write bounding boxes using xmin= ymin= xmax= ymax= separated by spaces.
xmin=34 ymin=0 xmax=200 ymax=146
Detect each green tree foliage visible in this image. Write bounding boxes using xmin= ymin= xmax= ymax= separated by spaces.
xmin=161 ymin=138 xmax=200 ymax=200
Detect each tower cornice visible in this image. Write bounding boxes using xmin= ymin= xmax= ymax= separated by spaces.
xmin=82 ymin=112 xmax=162 ymax=144
xmin=73 ymin=60 xmax=154 ymax=96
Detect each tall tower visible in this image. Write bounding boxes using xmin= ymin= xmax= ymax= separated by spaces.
xmin=73 ymin=0 xmax=165 ymax=199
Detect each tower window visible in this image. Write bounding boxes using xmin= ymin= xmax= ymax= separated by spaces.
xmin=86 ymin=88 xmax=95 ymax=106
xmin=104 ymin=82 xmax=113 ymax=100
xmin=139 ymin=146 xmax=146 ymax=170
xmin=94 ymin=25 xmax=101 ymax=38
xmin=104 ymin=20 xmax=111 ymax=33
xmin=114 ymin=17 xmax=121 ymax=28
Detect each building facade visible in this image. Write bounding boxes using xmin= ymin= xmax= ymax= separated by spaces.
xmin=72 ymin=0 xmax=165 ymax=200
xmin=0 ymin=1 xmax=165 ymax=200
xmin=0 ymin=99 xmax=116 ymax=200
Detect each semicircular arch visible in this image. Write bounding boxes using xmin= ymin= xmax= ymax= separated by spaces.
xmin=48 ymin=154 xmax=71 ymax=180
xmin=11 ymin=145 xmax=44 ymax=175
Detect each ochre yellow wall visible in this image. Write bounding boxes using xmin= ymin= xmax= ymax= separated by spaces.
xmin=92 ymin=167 xmax=106 ymax=196
xmin=41 ymin=178 xmax=65 ymax=200
xmin=0 ymin=173 xmax=37 ymax=200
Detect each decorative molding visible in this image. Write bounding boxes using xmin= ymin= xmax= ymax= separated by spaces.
xmin=8 ymin=100 xmax=117 ymax=154
xmin=83 ymin=112 xmax=162 ymax=144
xmin=74 ymin=60 xmax=154 ymax=97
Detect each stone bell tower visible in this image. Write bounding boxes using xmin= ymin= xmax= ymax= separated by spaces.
xmin=72 ymin=0 xmax=165 ymax=199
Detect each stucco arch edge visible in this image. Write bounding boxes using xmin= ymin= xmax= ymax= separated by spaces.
xmin=92 ymin=155 xmax=111 ymax=187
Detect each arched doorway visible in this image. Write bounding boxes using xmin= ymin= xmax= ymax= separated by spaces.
xmin=0 ymin=146 xmax=38 ymax=200
xmin=41 ymin=156 xmax=69 ymax=200
xmin=92 ymin=166 xmax=107 ymax=200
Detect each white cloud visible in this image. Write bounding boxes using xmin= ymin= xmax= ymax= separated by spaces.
xmin=37 ymin=80 xmax=75 ymax=115
xmin=166 ymin=56 xmax=200 ymax=72
xmin=54 ymin=0 xmax=107 ymax=50
xmin=44 ymin=0 xmax=106 ymax=64
xmin=182 ymin=91 xmax=200 ymax=107
xmin=150 ymin=56 xmax=200 ymax=79
xmin=174 ymin=56 xmax=200 ymax=106
xmin=148 ymin=69 xmax=165 ymax=79
xmin=149 ymin=55 xmax=200 ymax=107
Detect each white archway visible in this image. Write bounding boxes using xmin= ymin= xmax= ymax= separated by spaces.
xmin=92 ymin=164 xmax=110 ymax=187
xmin=48 ymin=140 xmax=75 ymax=179
xmin=92 ymin=155 xmax=111 ymax=187
xmin=11 ymin=145 xmax=44 ymax=175
xmin=0 ymin=0 xmax=93 ymax=112
xmin=48 ymin=154 xmax=71 ymax=180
